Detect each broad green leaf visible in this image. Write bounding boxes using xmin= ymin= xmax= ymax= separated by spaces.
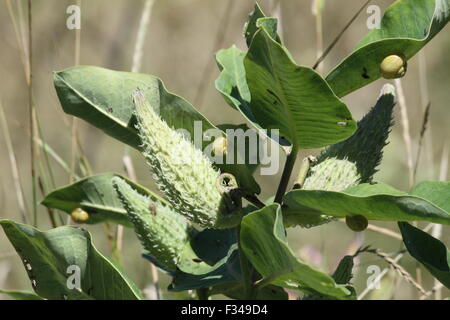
xmin=244 ymin=3 xmax=266 ymax=47
xmin=399 ymin=222 xmax=450 ymax=288
xmin=54 ymin=66 xmax=260 ymax=196
xmin=0 ymin=289 xmax=44 ymax=300
xmin=41 ymin=173 xmax=167 ymax=226
xmin=244 ymin=29 xmax=357 ymax=149
xmin=326 ymin=0 xmax=450 ymax=97
xmin=215 ymin=46 xmax=251 ymax=114
xmin=54 ymin=66 xmax=214 ymax=150
xmin=303 ymin=255 xmax=357 ymax=300
xmin=177 ymin=228 xmax=237 ymax=275
xmin=169 ymin=246 xmax=242 ymax=291
xmin=283 ymin=182 xmax=450 ymax=225
xmin=169 ymin=227 xmax=242 ymax=291
xmin=410 ymin=180 xmax=450 ymax=212
xmin=240 ymin=204 xmax=351 ymax=299
xmin=0 ymin=220 xmax=143 ymax=300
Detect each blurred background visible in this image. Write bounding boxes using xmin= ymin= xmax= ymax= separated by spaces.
xmin=0 ymin=0 xmax=448 ymax=300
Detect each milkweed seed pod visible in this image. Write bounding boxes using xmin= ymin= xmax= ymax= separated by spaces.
xmin=315 ymin=83 xmax=396 ymax=184
xmin=70 ymin=208 xmax=89 ymax=224
xmin=113 ymin=177 xmax=190 ymax=271
xmin=132 ymin=89 xmax=242 ymax=229
xmin=380 ymin=55 xmax=407 ymax=79
xmin=289 ymin=84 xmax=396 ymax=228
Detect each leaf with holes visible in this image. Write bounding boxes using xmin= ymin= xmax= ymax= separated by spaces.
xmin=0 ymin=220 xmax=143 ymax=300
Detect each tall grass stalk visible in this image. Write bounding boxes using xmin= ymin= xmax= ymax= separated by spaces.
xmin=124 ymin=0 xmax=160 ymax=298
xmin=394 ymin=79 xmax=414 ymax=189
xmin=193 ymin=0 xmax=234 ymax=110
xmin=0 ymin=101 xmax=29 ymax=223
xmin=312 ymin=0 xmax=371 ymax=70
xmin=26 ymin=0 xmax=38 ymax=227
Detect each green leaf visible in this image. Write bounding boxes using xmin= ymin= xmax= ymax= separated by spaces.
xmin=169 ymin=227 xmax=242 ymax=291
xmin=169 ymin=246 xmax=242 ymax=291
xmin=54 ymin=66 xmax=215 ymax=150
xmin=215 ymin=46 xmax=251 ymax=114
xmin=244 ymin=3 xmax=266 ymax=47
xmin=326 ymin=0 xmax=450 ymax=97
xmin=303 ymin=255 xmax=357 ymax=300
xmin=283 ymin=182 xmax=450 ymax=225
xmin=244 ymin=29 xmax=357 ymax=149
xmin=410 ymin=180 xmax=450 ymax=212
xmin=240 ymin=204 xmax=351 ymax=299
xmin=0 ymin=289 xmax=44 ymax=300
xmin=399 ymin=222 xmax=450 ymax=288
xmin=41 ymin=173 xmax=166 ymax=227
xmin=54 ymin=66 xmax=260 ymax=196
xmin=0 ymin=220 xmax=143 ymax=300
xmin=177 ymin=228 xmax=237 ymax=275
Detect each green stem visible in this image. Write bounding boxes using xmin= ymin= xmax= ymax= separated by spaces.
xmin=274 ymin=146 xmax=299 ymax=204
xmin=237 ymin=224 xmax=254 ymax=299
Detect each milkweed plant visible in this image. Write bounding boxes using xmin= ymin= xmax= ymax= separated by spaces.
xmin=1 ymin=0 xmax=450 ymax=300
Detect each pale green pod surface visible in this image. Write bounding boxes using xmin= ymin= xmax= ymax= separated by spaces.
xmin=113 ymin=177 xmax=190 ymax=271
xmin=286 ymin=158 xmax=360 ymax=228
xmin=302 ymin=158 xmax=360 ymax=192
xmin=132 ymin=90 xmax=242 ymax=229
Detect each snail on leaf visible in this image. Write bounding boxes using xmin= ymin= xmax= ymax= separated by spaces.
xmin=380 ymin=54 xmax=407 ymax=79
xmin=345 ymin=215 xmax=368 ymax=232
xmin=70 ymin=208 xmax=89 ymax=224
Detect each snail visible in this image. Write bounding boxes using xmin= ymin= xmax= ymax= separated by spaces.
xmin=212 ymin=136 xmax=228 ymax=157
xmin=70 ymin=208 xmax=89 ymax=224
xmin=380 ymin=54 xmax=407 ymax=79
xmin=345 ymin=215 xmax=368 ymax=232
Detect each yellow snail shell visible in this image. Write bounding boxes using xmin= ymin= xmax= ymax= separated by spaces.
xmin=71 ymin=208 xmax=89 ymax=223
xmin=212 ymin=136 xmax=228 ymax=157
xmin=380 ymin=55 xmax=407 ymax=79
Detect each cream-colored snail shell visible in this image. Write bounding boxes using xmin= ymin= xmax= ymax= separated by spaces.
xmin=212 ymin=136 xmax=228 ymax=157
xmin=380 ymin=55 xmax=407 ymax=79
xmin=71 ymin=208 xmax=89 ymax=223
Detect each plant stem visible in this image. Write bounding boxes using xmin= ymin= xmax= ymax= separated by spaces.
xmin=274 ymin=146 xmax=299 ymax=204
xmin=236 ymin=224 xmax=254 ymax=299
xmin=27 ymin=0 xmax=37 ymax=227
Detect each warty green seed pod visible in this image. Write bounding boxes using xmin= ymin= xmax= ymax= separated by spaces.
xmin=132 ymin=89 xmax=242 ymax=229
xmin=113 ymin=177 xmax=190 ymax=271
xmin=70 ymin=208 xmax=89 ymax=224
xmin=380 ymin=55 xmax=407 ymax=79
